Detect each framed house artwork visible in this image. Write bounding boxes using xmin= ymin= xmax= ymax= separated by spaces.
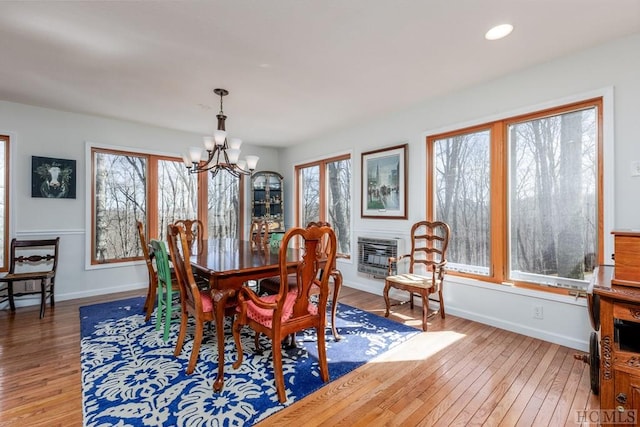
xmin=31 ymin=156 xmax=77 ymax=199
xmin=361 ymin=144 xmax=407 ymax=219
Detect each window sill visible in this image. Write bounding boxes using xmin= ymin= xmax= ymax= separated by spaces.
xmin=447 ymin=274 xmax=587 ymax=307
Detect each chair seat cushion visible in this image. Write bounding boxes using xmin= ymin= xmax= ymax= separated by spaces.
xmin=386 ymin=273 xmax=441 ymax=291
xmin=241 ymin=291 xmax=318 ymax=328
xmin=200 ymin=290 xmax=213 ymax=312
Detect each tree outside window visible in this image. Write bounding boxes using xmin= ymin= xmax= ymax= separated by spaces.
xmin=94 ymin=150 xmax=146 ymax=262
xmin=157 ymin=159 xmax=198 ymax=242
xmin=508 ymin=107 xmax=597 ymax=287
xmin=434 ymin=129 xmax=491 ymax=276
xmin=207 ymin=171 xmax=240 ymax=239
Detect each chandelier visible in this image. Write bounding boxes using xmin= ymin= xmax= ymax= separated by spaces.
xmin=183 ymin=88 xmax=259 ymax=178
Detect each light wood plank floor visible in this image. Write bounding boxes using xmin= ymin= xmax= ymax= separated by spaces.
xmin=0 ymin=287 xmax=599 ymax=426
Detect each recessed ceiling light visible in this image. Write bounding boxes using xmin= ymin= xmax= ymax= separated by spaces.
xmin=485 ymin=24 xmax=514 ymax=41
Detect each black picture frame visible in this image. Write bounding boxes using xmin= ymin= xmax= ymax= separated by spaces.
xmin=31 ymin=156 xmax=77 ymax=199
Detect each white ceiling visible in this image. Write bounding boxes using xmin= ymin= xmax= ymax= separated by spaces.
xmin=1 ymin=1 xmax=639 ymax=147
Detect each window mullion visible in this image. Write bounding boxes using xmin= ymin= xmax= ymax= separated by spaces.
xmin=319 ymin=161 xmax=327 ymax=222
xmin=491 ymin=121 xmax=506 ymax=283
xmin=197 ymin=171 xmax=208 ymax=239
xmin=147 ymin=156 xmax=159 ymax=239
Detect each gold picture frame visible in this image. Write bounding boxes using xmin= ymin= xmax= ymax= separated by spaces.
xmin=361 ymin=144 xmax=407 ymax=219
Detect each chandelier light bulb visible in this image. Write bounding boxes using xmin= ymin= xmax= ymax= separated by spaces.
xmin=213 ymin=130 xmax=227 ymax=145
xmin=203 ymin=136 xmax=215 ymax=151
xmin=228 ymin=138 xmax=242 ymax=150
xmin=182 ymin=153 xmax=192 ymax=167
xmin=245 ymin=155 xmax=259 ymax=171
xmin=227 ymin=148 xmax=241 ymax=164
xmin=189 ymin=147 xmax=203 ymax=163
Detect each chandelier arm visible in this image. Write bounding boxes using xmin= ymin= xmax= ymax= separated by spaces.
xmin=204 ymin=150 xmax=216 ymax=169
xmin=213 ymin=147 xmax=224 ymax=169
xmin=209 ymin=165 xmax=219 ymax=179
xmin=222 ymin=148 xmax=230 ymax=166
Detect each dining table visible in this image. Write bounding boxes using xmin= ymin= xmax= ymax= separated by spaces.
xmin=189 ymin=238 xmax=300 ymax=392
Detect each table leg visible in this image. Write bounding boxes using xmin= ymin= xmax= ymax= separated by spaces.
xmin=330 ymin=269 xmax=343 ymax=341
xmin=212 ymin=288 xmax=235 ymax=392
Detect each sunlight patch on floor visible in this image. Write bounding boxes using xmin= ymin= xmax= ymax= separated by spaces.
xmin=371 ymin=330 xmax=466 ymax=363
xmin=389 ymin=312 xmax=418 ymax=321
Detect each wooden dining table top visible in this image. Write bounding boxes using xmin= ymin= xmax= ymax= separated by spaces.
xmin=189 ymin=238 xmax=299 ymax=288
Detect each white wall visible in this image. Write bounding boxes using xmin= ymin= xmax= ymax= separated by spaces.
xmin=0 ymin=100 xmax=280 ymax=302
xmin=278 ymin=33 xmax=640 ymax=351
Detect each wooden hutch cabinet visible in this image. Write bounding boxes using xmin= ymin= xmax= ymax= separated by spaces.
xmin=591 ymin=230 xmax=640 ymax=426
xmin=250 ymin=171 xmax=284 ymax=233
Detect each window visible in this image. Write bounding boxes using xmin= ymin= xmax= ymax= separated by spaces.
xmin=207 ymin=171 xmax=241 ymax=239
xmin=93 ymin=149 xmax=146 ymax=263
xmin=299 ymin=165 xmax=320 ymax=225
xmin=0 ymin=135 xmax=9 ymax=271
xmin=433 ymin=127 xmax=491 ymax=276
xmin=508 ymin=106 xmax=598 ymax=288
xmin=428 ymin=99 xmax=602 ymax=292
xmin=91 ymin=147 xmax=241 ymax=264
xmin=296 ymin=155 xmax=351 ymax=256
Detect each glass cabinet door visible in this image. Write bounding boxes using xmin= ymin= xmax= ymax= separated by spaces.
xmin=251 ymin=171 xmax=284 ymax=232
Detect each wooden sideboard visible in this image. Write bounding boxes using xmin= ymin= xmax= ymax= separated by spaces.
xmin=593 ymin=265 xmax=640 ymax=426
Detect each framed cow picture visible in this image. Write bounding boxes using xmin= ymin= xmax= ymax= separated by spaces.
xmin=31 ymin=156 xmax=77 ymax=199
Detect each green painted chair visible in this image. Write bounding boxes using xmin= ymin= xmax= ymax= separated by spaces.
xmin=150 ymin=239 xmax=179 ymax=342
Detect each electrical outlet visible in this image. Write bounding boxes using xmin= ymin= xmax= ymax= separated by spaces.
xmin=25 ymin=280 xmax=35 ymax=292
xmin=533 ymin=305 xmax=544 ymax=319
xmin=632 ymin=160 xmax=640 ymax=177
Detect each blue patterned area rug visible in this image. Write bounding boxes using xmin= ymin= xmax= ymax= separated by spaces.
xmin=80 ymin=296 xmax=419 ymax=426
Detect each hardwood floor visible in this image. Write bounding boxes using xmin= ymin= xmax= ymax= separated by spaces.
xmin=0 ymin=287 xmax=599 ymax=426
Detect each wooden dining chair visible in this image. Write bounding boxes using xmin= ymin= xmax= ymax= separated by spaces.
xmin=150 ymin=239 xmax=180 ymax=342
xmin=0 ymin=237 xmax=60 ymax=318
xmin=137 ymin=221 xmax=158 ymax=322
xmin=173 ymin=219 xmax=204 ymax=254
xmin=167 ymin=224 xmax=236 ymax=374
xmin=260 ymin=221 xmax=343 ymax=340
xmin=383 ymin=220 xmax=451 ymax=331
xmin=232 ymin=223 xmax=338 ymax=403
xmin=249 ymin=219 xmax=270 ymax=251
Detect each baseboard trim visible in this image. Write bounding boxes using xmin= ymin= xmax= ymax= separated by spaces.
xmin=0 ymin=282 xmax=147 ymax=310
xmin=445 ymin=306 xmax=588 ymax=352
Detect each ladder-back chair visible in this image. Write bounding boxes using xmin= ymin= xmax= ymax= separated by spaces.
xmin=383 ymin=220 xmax=450 ymax=331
